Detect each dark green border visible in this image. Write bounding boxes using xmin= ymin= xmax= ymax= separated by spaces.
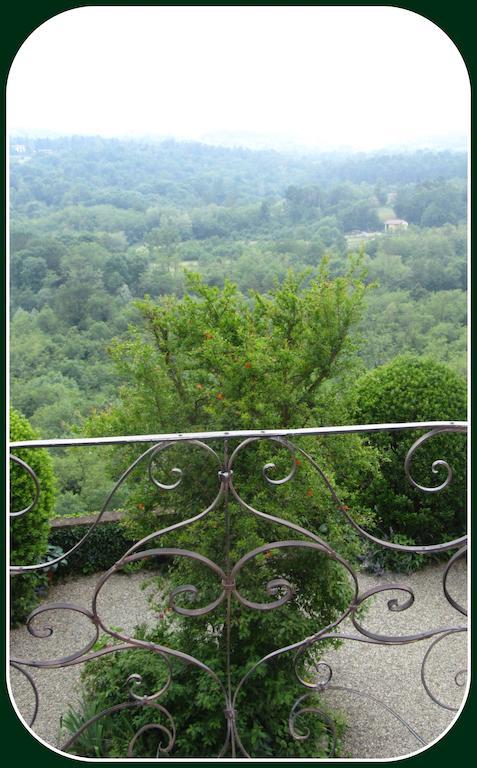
xmin=2 ymin=3 xmax=473 ymax=767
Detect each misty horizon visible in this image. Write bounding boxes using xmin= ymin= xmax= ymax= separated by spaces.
xmin=8 ymin=7 xmax=469 ymax=156
xmin=9 ymin=127 xmax=468 ymax=156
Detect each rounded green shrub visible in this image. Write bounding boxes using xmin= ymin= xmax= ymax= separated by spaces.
xmin=49 ymin=521 xmax=135 ymax=575
xmin=351 ymin=355 xmax=467 ymax=552
xmin=10 ymin=407 xmax=56 ymax=624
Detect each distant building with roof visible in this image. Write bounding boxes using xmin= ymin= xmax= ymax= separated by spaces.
xmin=384 ymin=218 xmax=409 ymax=232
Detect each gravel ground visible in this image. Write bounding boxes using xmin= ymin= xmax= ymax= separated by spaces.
xmin=315 ymin=560 xmax=467 ymax=759
xmin=9 ymin=561 xmax=467 ymax=759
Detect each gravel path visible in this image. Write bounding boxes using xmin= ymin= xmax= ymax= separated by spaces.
xmin=316 ymin=560 xmax=467 ymax=758
xmin=9 ymin=561 xmax=467 ymax=759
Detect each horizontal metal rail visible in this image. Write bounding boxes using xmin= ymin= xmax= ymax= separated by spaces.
xmin=9 ymin=420 xmax=468 ymax=449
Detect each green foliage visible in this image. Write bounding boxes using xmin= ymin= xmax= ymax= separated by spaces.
xmin=43 ymin=543 xmax=68 ymax=573
xmin=395 ymin=180 xmax=466 ymax=227
xmin=11 ymin=137 xmax=466 ymax=214
xmin=359 ymin=533 xmax=425 ymax=575
xmin=370 ymin=225 xmax=466 ymax=293
xmin=337 ymin=199 xmax=381 ymax=233
xmin=49 ymin=522 xmax=135 ymax=575
xmin=71 ymin=269 xmax=379 ymax=757
xmin=9 ymin=137 xmax=468 ymax=754
xmin=358 ymin=287 xmax=467 ymax=376
xmin=356 ymin=224 xmax=467 ymax=378
xmin=351 ymin=355 xmax=467 ymax=556
xmin=51 ymin=446 xmax=128 ymax=517
xmin=10 ymin=140 xmax=467 ymax=492
xmin=10 ymin=408 xmax=56 ymax=624
xmin=63 ymin=640 xmax=345 ymax=758
xmin=61 ymin=696 xmax=112 ymax=758
xmin=89 ymin=260 xmax=368 ymax=436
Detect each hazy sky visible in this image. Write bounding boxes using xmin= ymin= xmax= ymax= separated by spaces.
xmin=7 ymin=6 xmax=470 ymax=151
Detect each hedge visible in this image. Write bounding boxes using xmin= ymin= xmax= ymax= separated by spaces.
xmin=49 ymin=521 xmax=136 ymax=575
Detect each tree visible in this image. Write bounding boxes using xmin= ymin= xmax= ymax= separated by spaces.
xmin=351 ymin=355 xmax=467 ymax=548
xmin=72 ymin=264 xmax=378 ymax=757
xmin=395 ymin=180 xmax=466 ymax=227
xmin=285 ymin=185 xmax=323 ymax=223
xmin=89 ymin=259 xmax=369 ymax=435
xmin=337 ymin=200 xmax=381 ymax=233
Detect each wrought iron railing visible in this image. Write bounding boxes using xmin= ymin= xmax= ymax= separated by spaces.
xmin=8 ymin=421 xmax=468 ymax=759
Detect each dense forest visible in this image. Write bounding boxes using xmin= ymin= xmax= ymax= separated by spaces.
xmin=9 ymin=137 xmax=467 ymax=515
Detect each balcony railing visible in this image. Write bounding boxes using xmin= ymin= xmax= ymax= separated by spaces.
xmin=8 ymin=421 xmax=468 ymax=759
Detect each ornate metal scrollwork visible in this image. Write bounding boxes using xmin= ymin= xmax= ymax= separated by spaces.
xmin=288 ymin=694 xmax=337 ymax=756
xmin=420 ymin=628 xmax=468 ymax=712
xmin=9 ymin=422 xmax=467 ymax=758
xmin=61 ymin=699 xmax=177 ymax=757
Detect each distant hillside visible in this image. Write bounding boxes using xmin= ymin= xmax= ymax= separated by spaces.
xmin=10 ymin=136 xmax=467 ymax=211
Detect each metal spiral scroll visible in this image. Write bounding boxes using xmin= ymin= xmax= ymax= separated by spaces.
xmin=225 ymin=430 xmax=467 ymax=755
xmin=404 ymin=425 xmax=466 ymax=494
xmin=10 ymin=439 xmax=230 ymax=757
xmin=61 ymin=699 xmax=177 ymax=758
xmin=10 ymin=439 xmax=223 ymax=574
xmin=9 ymin=424 xmax=467 ymax=758
xmin=289 ymin=694 xmax=337 ymax=756
xmin=331 ymin=425 xmax=466 ymax=555
xmin=442 ymin=546 xmax=467 ymax=616
xmin=420 ymin=629 xmax=467 ymax=712
xmin=9 ymin=455 xmax=41 ymax=518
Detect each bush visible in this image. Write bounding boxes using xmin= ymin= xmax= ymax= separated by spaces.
xmin=63 ymin=632 xmax=346 ymax=758
xmin=64 ymin=270 xmax=378 ymax=756
xmin=358 ymin=532 xmax=425 ymax=575
xmin=351 ymin=355 xmax=467 ymax=561
xmin=49 ymin=521 xmax=135 ymax=575
xmin=10 ymin=408 xmax=56 ymax=624
xmin=59 ymin=436 xmax=371 ymax=757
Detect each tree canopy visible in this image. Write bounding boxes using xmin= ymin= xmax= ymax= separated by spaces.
xmin=9 ymin=136 xmax=467 ymax=515
xmin=90 ymin=261 xmax=368 ymax=438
